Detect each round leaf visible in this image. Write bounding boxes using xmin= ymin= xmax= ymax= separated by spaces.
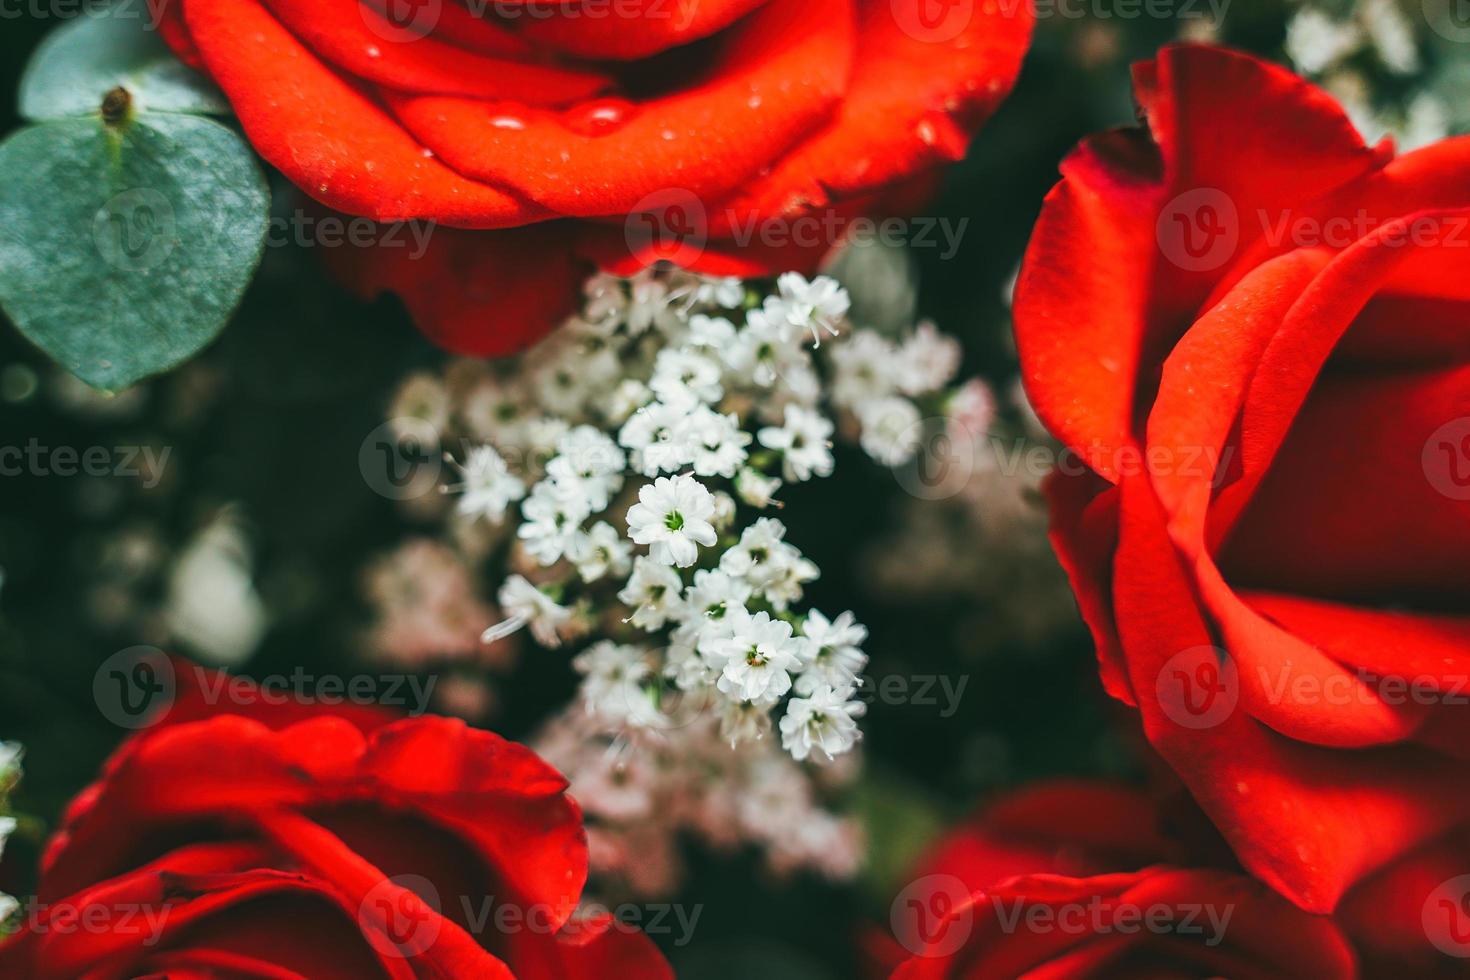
xmin=0 ymin=113 xmax=269 ymax=390
xmin=20 ymin=11 xmax=228 ymax=121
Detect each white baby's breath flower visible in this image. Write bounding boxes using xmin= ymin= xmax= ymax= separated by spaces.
xmin=758 ymin=405 xmax=834 ymax=482
xmin=687 ymin=313 xmax=738 ymax=351
xmin=766 ymin=273 xmax=850 ymax=347
xmin=518 ymin=482 xmax=589 ymax=565
xmin=780 ymin=684 xmax=864 ymax=762
xmin=569 ymin=521 xmax=632 ymax=583
xmin=547 ymin=426 xmax=625 ymax=512
xmin=650 ymin=348 xmax=724 ymax=406
xmin=719 ymin=699 xmax=772 ymax=747
xmin=618 ymin=557 xmax=687 ymax=630
xmin=626 ymin=475 xmax=718 ymax=568
xmin=711 ymin=609 xmax=803 ymax=705
xmin=795 ymin=610 xmax=868 ymax=695
xmin=735 ymin=467 xmax=782 ymax=508
xmin=448 ymin=445 xmax=525 ymax=523
xmin=857 ymin=396 xmax=923 ymax=467
xmin=687 ymin=408 xmax=752 ymax=479
xmin=896 ymin=320 xmax=962 ymax=396
xmin=486 ymin=575 xmax=571 ymax=647
xmin=683 ymin=569 xmax=752 ymax=635
xmin=829 ymin=331 xmax=900 ymax=408
xmin=619 ymin=401 xmax=697 ymax=476
xmin=575 ymin=641 xmax=660 ymax=727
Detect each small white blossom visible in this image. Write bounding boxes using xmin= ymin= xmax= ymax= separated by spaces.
xmin=857 ymin=396 xmax=923 ymax=467
xmin=448 ymin=445 xmax=524 ymax=523
xmin=650 ymin=348 xmax=724 ymax=406
xmin=618 ymin=557 xmax=687 ymax=630
xmin=829 ymin=331 xmax=900 ymax=408
xmin=619 ymin=401 xmax=697 ymax=475
xmin=547 ymin=426 xmax=625 ymax=512
xmin=487 ymin=575 xmax=571 ymax=647
xmin=575 ymin=642 xmax=660 ymax=727
xmin=795 ymin=610 xmax=868 ymax=695
xmin=719 ymin=700 xmax=772 ymax=747
xmin=711 ymin=609 xmax=803 ymax=705
xmin=683 ymin=569 xmax=752 ymax=634
xmin=518 ymin=483 xmax=589 ymax=565
xmin=764 ymin=273 xmax=850 ymax=347
xmin=780 ymin=684 xmax=864 ymax=762
xmin=626 ymin=475 xmax=719 ymax=568
xmin=735 ymin=467 xmax=782 ymax=508
xmin=895 ymin=320 xmax=962 ymax=396
xmin=688 ymin=408 xmax=752 ymax=479
xmin=758 ymin=405 xmax=834 ymax=482
xmin=568 ymin=521 xmax=632 ymax=583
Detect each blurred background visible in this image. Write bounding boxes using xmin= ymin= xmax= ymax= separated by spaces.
xmin=1 ymin=2 xmax=1465 ymax=975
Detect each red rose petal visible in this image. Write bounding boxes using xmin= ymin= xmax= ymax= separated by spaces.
xmin=1112 ymin=473 xmax=1470 ymax=912
xmin=516 ymin=0 xmax=771 ymax=60
xmin=383 ymin=0 xmax=854 ymax=218
xmin=182 ymin=0 xmax=552 ymax=226
xmin=325 ymin=221 xmax=591 ymax=356
xmin=259 ymin=0 xmax=611 ymax=103
xmin=713 ymin=0 xmax=1033 ymax=221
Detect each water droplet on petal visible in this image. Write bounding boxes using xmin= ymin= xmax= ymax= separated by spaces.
xmin=563 ymin=98 xmax=637 ymax=136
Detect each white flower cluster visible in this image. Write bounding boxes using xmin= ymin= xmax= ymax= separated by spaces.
xmin=0 ymin=743 xmax=23 ymax=935
xmin=535 ymin=708 xmax=863 ymax=897
xmin=373 ymin=266 xmax=966 ymax=884
xmin=1282 ymin=0 xmax=1452 ymax=151
xmin=456 ymin=269 xmax=932 ymax=766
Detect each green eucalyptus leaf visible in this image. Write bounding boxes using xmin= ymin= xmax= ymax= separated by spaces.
xmin=20 ymin=9 xmax=228 ymax=121
xmin=0 ymin=112 xmax=269 ymax=391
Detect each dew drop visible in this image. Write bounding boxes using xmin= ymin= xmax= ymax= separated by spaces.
xmin=563 ymin=98 xmax=637 ymax=136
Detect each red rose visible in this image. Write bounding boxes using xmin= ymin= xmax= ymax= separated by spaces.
xmin=1014 ymin=43 xmax=1470 ymax=914
xmin=0 ymin=672 xmax=671 ymax=978
xmin=881 ymin=781 xmax=1356 ymax=979
xmin=149 ymin=0 xmax=1031 ymax=354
